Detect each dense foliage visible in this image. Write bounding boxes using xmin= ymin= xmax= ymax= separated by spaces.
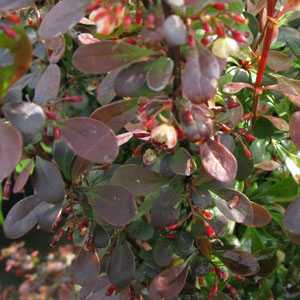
xmin=1 ymin=0 xmax=300 ymax=299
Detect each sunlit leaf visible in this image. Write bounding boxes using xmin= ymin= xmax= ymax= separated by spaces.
xmin=3 ymin=102 xmax=45 ymax=145
xmin=3 ymin=195 xmax=41 ymax=239
xmin=199 ymin=139 xmax=237 ymax=183
xmin=0 ymin=121 xmax=23 ymax=181
xmin=34 ymin=64 xmax=61 ymax=104
xmin=38 ymin=0 xmax=91 ymax=39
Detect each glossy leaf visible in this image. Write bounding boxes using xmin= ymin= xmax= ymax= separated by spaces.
xmin=0 ymin=121 xmax=23 ymax=181
xmin=146 ymin=57 xmax=174 ymax=92
xmin=283 ymin=197 xmax=300 ymax=244
xmin=182 ymin=47 xmax=221 ymax=103
xmin=3 ymin=195 xmax=41 ymax=239
xmin=91 ymin=185 xmax=137 ymax=227
xmin=199 ymin=139 xmax=237 ymax=183
xmin=223 ymin=82 xmax=254 ymax=94
xmin=72 ymin=41 xmax=155 ymax=74
xmin=169 ymin=147 xmax=195 ymax=176
xmin=93 ymin=225 xmax=109 ymax=249
xmin=108 ymin=242 xmax=136 ymax=289
xmin=111 ymin=164 xmax=168 ymax=196
xmin=3 ymin=102 xmax=45 ymax=145
xmin=62 ymin=117 xmax=119 ymax=164
xmin=91 ymin=99 xmax=138 ymax=132
xmin=38 ymin=0 xmax=91 ymax=39
xmin=33 ymin=157 xmax=65 ymax=203
xmin=149 ymin=264 xmax=188 ymax=299
xmin=36 ymin=201 xmax=62 ymax=232
xmin=114 ymin=61 xmax=148 ymax=97
xmin=13 ymin=160 xmax=33 ymax=193
xmin=45 ymin=35 xmax=66 ymax=64
xmin=220 ymin=249 xmax=260 ymax=276
xmin=34 ymin=64 xmax=61 ymax=104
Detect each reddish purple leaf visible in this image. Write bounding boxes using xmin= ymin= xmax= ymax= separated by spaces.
xmin=33 ymin=157 xmax=65 ymax=204
xmin=199 ymin=139 xmax=238 ymax=183
xmin=38 ymin=0 xmax=91 ymax=39
xmin=0 ymin=121 xmax=23 ymax=181
xmin=223 ymin=82 xmax=254 ymax=94
xmin=3 ymin=195 xmax=41 ymax=239
xmin=44 ymin=35 xmax=66 ymax=64
xmin=91 ymin=99 xmax=138 ymax=132
xmin=149 ymin=264 xmax=188 ymax=299
xmin=283 ymin=197 xmax=300 ymax=244
xmin=72 ymin=41 xmax=155 ymax=74
xmin=182 ymin=47 xmax=221 ymax=103
xmin=13 ymin=160 xmax=33 ymax=193
xmin=34 ymin=64 xmax=61 ymax=104
xmin=90 ymin=185 xmax=137 ymax=227
xmin=0 ymin=0 xmax=33 ymax=11
xmin=220 ymin=249 xmax=260 ymax=276
xmin=62 ymin=117 xmax=119 ymax=164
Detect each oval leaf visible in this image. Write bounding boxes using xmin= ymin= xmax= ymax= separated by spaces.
xmin=182 ymin=47 xmax=221 ymax=103
xmin=3 ymin=102 xmax=45 ymax=145
xmin=91 ymin=185 xmax=137 ymax=227
xmin=62 ymin=117 xmax=119 ymax=164
xmin=146 ymin=57 xmax=174 ymax=92
xmin=111 ymin=164 xmax=168 ymax=196
xmin=72 ymin=41 xmax=155 ymax=74
xmin=0 ymin=0 xmax=33 ymax=11
xmin=283 ymin=197 xmax=300 ymax=244
xmin=149 ymin=264 xmax=188 ymax=299
xmin=34 ymin=64 xmax=61 ymax=104
xmin=96 ymin=69 xmax=119 ymax=105
xmin=199 ymin=139 xmax=237 ymax=183
xmin=3 ymin=195 xmax=41 ymax=239
xmin=0 ymin=121 xmax=23 ymax=181
xmin=91 ymin=99 xmax=138 ymax=132
xmin=220 ymin=249 xmax=260 ymax=276
xmin=38 ymin=0 xmax=90 ymax=39
xmin=33 ymin=157 xmax=65 ymax=203
xmin=108 ymin=242 xmax=136 ymax=289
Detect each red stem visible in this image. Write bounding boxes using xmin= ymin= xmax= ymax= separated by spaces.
xmin=252 ymin=0 xmax=277 ymax=122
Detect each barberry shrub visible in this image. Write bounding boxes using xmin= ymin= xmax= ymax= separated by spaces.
xmin=1 ymin=0 xmax=300 ymax=298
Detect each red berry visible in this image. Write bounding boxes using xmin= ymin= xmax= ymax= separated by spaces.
xmin=106 ymin=285 xmax=117 ymax=296
xmin=132 ymin=146 xmax=142 ymax=157
xmin=202 ymin=210 xmax=213 ymax=220
xmin=165 ymin=233 xmax=176 ymax=239
xmin=208 ymin=282 xmax=218 ymax=300
xmin=232 ymin=30 xmax=247 ymax=43
xmin=205 ymin=224 xmax=216 ymax=238
xmin=45 ymin=111 xmax=58 ymax=120
xmin=145 ymin=117 xmax=155 ymax=130
xmin=244 ymin=132 xmax=256 ymax=142
xmin=182 ymin=110 xmax=194 ymax=124
xmin=188 ymin=33 xmax=196 ymax=48
xmin=146 ymin=13 xmax=155 ymax=29
xmin=203 ymin=21 xmax=212 ymax=33
xmin=201 ymin=36 xmax=210 ymax=46
xmin=6 ymin=13 xmax=21 ymax=24
xmin=123 ymin=14 xmax=132 ymax=30
xmin=213 ymin=2 xmax=225 ymax=10
xmin=176 ymin=126 xmax=185 ymax=140
xmin=233 ymin=14 xmax=247 ymax=24
xmin=166 ymin=223 xmax=180 ymax=231
xmin=215 ymin=23 xmax=225 ymax=37
xmin=53 ymin=127 xmax=62 ymax=140
xmin=135 ymin=9 xmax=143 ymax=25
